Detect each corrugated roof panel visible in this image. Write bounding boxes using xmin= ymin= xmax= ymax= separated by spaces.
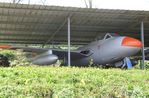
xmin=33 ymin=5 xmax=41 ymax=9
xmin=0 ymin=3 xmax=148 ymax=45
xmin=0 ymin=16 xmax=7 ymax=21
xmin=21 ymin=3 xmax=29 ymax=9
xmin=3 ymin=3 xmax=10 ymax=7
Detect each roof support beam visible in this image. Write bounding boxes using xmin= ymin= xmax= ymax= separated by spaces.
xmin=0 ymin=38 xmax=88 ymax=43
xmin=68 ymin=16 xmax=71 ymax=66
xmin=140 ymin=21 xmax=145 ymax=70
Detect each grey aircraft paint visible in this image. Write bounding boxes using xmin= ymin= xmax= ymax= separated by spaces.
xmin=0 ymin=34 xmax=142 ymax=68
xmin=64 ymin=36 xmax=141 ymax=67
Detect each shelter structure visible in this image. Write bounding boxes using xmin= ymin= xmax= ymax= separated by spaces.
xmin=0 ymin=3 xmax=148 ymax=68
xmin=0 ymin=3 xmax=148 ymax=46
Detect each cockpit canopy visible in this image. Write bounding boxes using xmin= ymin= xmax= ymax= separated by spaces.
xmin=95 ymin=33 xmax=119 ymax=41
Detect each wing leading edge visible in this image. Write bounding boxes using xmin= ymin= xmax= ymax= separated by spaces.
xmin=0 ymin=45 xmax=88 ymax=59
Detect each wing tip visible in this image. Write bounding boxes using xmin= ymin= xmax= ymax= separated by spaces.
xmin=0 ymin=45 xmax=12 ymax=49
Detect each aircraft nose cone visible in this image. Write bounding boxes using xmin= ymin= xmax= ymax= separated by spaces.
xmin=121 ymin=37 xmax=142 ymax=48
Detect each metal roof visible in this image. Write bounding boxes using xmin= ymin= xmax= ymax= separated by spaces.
xmin=0 ymin=3 xmax=149 ymax=46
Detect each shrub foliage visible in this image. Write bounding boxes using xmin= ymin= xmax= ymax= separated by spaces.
xmin=0 ymin=50 xmax=31 ymax=67
xmin=0 ymin=50 xmax=149 ymax=97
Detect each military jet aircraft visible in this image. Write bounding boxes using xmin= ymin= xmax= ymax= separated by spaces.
xmin=0 ymin=33 xmax=143 ymax=69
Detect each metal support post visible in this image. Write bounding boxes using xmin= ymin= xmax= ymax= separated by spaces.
xmin=68 ymin=17 xmax=71 ymax=66
xmin=141 ymin=21 xmax=145 ymax=69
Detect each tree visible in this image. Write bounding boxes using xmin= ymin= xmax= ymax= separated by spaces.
xmin=84 ymin=0 xmax=93 ymax=8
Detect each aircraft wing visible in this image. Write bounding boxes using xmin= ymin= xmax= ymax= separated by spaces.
xmin=0 ymin=45 xmax=88 ymax=59
xmin=52 ymin=49 xmax=90 ymax=59
xmin=145 ymin=48 xmax=149 ymax=54
xmin=144 ymin=48 xmax=149 ymax=60
xmin=8 ymin=46 xmax=48 ymax=53
xmin=132 ymin=49 xmax=149 ymax=60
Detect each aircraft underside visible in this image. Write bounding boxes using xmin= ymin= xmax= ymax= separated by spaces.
xmin=63 ymin=57 xmax=138 ymax=69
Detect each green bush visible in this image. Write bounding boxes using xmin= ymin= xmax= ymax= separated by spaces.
xmin=134 ymin=60 xmax=149 ymax=69
xmin=145 ymin=61 xmax=149 ymax=69
xmin=0 ymin=50 xmax=15 ymax=60
xmin=0 ymin=50 xmax=31 ymax=67
xmin=10 ymin=50 xmax=31 ymax=67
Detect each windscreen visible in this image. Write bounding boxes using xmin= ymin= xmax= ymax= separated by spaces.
xmin=95 ymin=33 xmax=120 ymax=40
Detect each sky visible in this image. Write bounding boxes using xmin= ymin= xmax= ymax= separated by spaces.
xmin=1 ymin=0 xmax=149 ymax=10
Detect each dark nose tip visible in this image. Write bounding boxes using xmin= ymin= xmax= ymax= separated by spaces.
xmin=121 ymin=37 xmax=142 ymax=48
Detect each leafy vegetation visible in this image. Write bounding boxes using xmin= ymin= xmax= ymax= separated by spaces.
xmin=1 ymin=49 xmax=149 ymax=69
xmin=0 ymin=67 xmax=148 ymax=98
xmin=0 ymin=50 xmax=15 ymax=60
xmin=0 ymin=50 xmax=149 ymax=97
xmin=0 ymin=50 xmax=31 ymax=67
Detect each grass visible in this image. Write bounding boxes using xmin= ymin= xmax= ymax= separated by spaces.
xmin=0 ymin=66 xmax=148 ymax=98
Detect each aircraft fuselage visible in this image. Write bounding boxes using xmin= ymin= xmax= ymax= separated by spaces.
xmin=65 ymin=36 xmax=142 ymax=67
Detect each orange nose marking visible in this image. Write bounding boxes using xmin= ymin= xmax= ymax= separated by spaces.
xmin=121 ymin=37 xmax=142 ymax=48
